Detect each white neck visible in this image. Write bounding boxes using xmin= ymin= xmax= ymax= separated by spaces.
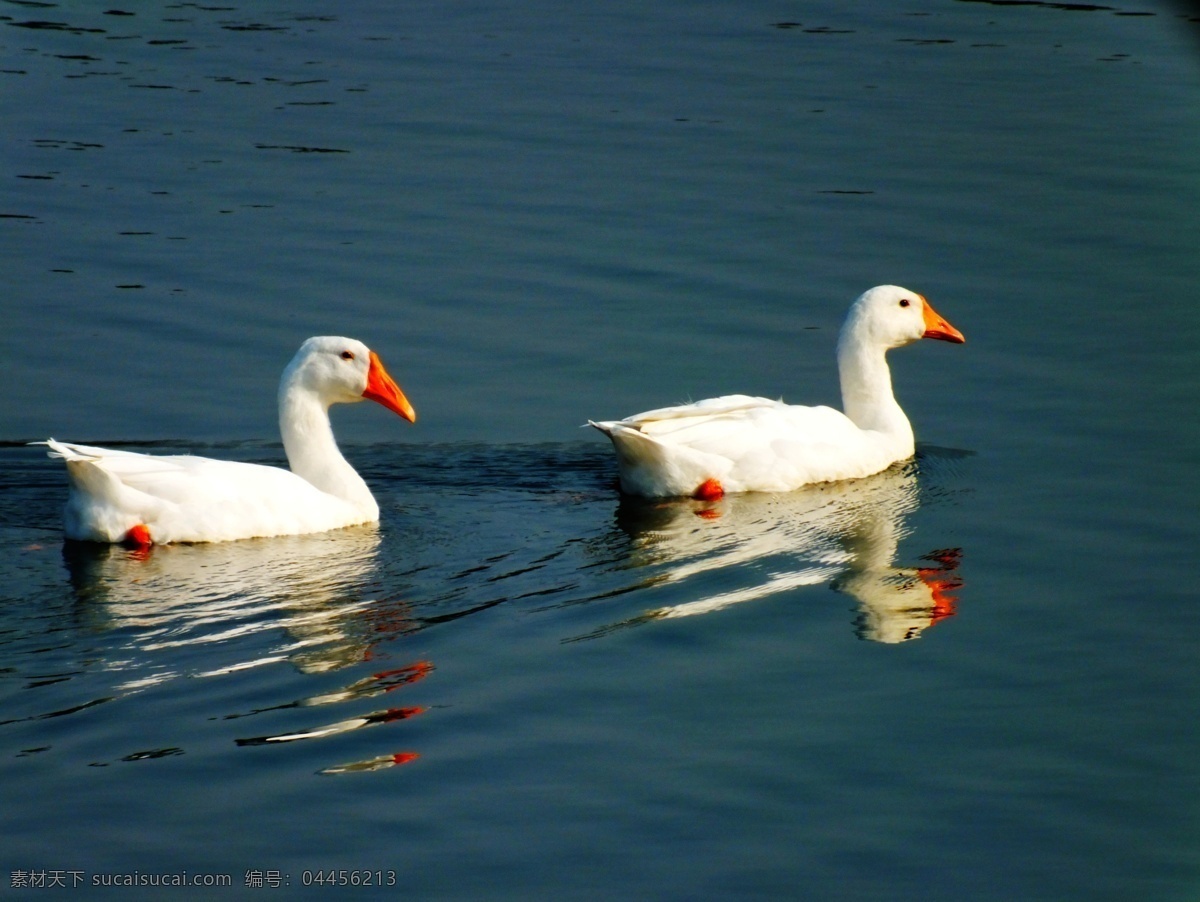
xmin=836 ymin=329 xmax=914 ymax=452
xmin=278 ymin=386 xmax=378 ymax=518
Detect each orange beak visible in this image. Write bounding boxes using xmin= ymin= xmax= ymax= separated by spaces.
xmin=921 ymin=298 xmax=965 ymax=344
xmin=363 ymin=351 xmax=417 ymax=423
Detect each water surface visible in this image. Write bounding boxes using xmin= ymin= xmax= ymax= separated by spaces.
xmin=2 ymin=1 xmax=1199 ymax=899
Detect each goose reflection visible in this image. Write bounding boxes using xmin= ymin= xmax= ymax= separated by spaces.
xmin=61 ymin=527 xmax=430 ymax=771
xmin=62 ymin=526 xmax=405 ymax=673
xmin=599 ymin=461 xmax=963 ymax=643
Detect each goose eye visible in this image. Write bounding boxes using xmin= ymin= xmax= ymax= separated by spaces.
xmin=899 ymin=299 xmax=911 ymax=308
xmin=340 ymin=350 xmax=355 ymax=361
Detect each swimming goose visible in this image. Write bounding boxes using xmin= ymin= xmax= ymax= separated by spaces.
xmin=589 ymin=285 xmax=964 ymax=499
xmin=41 ymin=336 xmax=416 ymax=546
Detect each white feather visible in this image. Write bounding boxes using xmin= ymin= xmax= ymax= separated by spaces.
xmin=591 ymin=286 xmax=964 ymax=498
xmin=38 ymin=336 xmax=415 ymax=545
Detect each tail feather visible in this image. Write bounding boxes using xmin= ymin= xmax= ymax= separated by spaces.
xmin=38 ymin=438 xmax=167 ymax=542
xmin=36 ymin=438 xmax=144 ymax=461
xmin=36 ymin=438 xmax=96 ymax=461
xmin=591 ymin=421 xmax=720 ymax=498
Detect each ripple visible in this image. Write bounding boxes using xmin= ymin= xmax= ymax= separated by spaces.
xmin=0 ymin=441 xmax=969 ymax=783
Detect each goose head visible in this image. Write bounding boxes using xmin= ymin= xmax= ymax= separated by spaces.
xmin=282 ymin=336 xmax=417 ymax=422
xmin=841 ymin=285 xmax=965 ymax=351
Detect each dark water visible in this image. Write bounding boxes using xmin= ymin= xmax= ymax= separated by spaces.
xmin=3 ymin=1 xmax=1200 ymax=898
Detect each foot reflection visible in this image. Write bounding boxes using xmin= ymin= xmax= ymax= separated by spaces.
xmin=318 ymin=751 xmax=420 ymax=776
xmin=235 ymin=705 xmax=425 ymax=746
xmin=222 ymin=660 xmax=433 ymax=720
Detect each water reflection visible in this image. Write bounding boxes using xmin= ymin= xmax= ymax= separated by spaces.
xmin=62 ymin=526 xmax=402 ymax=674
xmin=594 ymin=462 xmax=963 ymax=643
xmin=59 ymin=527 xmax=431 ymax=770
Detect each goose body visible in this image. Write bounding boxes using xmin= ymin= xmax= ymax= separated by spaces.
xmin=590 ymin=285 xmax=964 ymax=498
xmin=42 ymin=336 xmax=416 ymax=545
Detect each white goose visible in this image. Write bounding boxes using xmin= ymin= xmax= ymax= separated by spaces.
xmin=590 ymin=285 xmax=964 ymax=499
xmin=41 ymin=336 xmax=416 ymax=546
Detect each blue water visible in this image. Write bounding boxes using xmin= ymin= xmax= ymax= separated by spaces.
xmin=3 ymin=1 xmax=1200 ymax=898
